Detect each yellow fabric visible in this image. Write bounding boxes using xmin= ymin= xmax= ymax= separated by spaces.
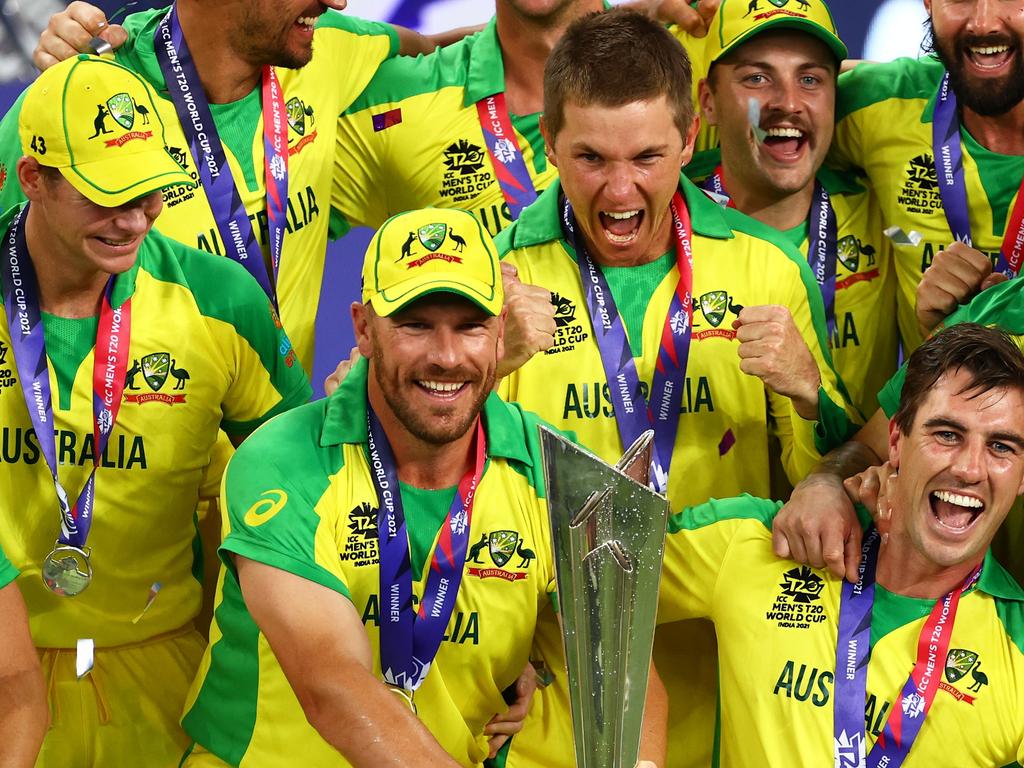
xmin=0 ymin=228 xmax=309 ymax=649
xmin=19 ymin=56 xmax=193 ymax=206
xmin=661 ymin=497 xmax=1024 ymax=767
xmin=35 ymin=628 xmax=205 ymax=768
xmin=182 ymin=377 xmax=559 ymax=768
xmin=497 ymin=179 xmax=852 ymax=768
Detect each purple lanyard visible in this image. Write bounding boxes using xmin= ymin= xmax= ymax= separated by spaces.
xmin=701 ymin=168 xmax=838 ymax=338
xmin=932 ymin=72 xmax=1024 ymax=277
xmin=1 ymin=207 xmax=130 ymax=549
xmin=833 ymin=527 xmax=982 ymax=768
xmin=154 ymin=5 xmax=288 ymax=303
xmin=367 ymin=407 xmax=486 ymax=692
xmin=475 ymin=94 xmax=539 ymax=220
xmin=559 ymin=193 xmax=694 ymax=494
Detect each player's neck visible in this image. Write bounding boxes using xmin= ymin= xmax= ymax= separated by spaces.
xmin=721 ymin=162 xmax=816 ymax=231
xmin=874 ymin=534 xmax=983 ymax=600
xmin=366 ymin=387 xmax=477 ymax=490
xmin=24 ymin=208 xmax=106 ymax=319
xmin=496 ymin=0 xmax=601 ymax=116
xmin=175 ymin=3 xmax=261 ymax=104
xmin=961 ymin=100 xmax=1024 ymax=156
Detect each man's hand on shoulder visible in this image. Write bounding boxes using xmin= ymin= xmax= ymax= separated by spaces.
xmin=34 ymin=2 xmax=128 ymax=71
xmin=733 ymin=305 xmax=821 ymax=421
xmin=497 ymin=262 xmax=556 ymax=379
xmin=916 ymin=241 xmax=1008 ymax=335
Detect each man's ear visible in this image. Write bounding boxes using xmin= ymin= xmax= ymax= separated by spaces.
xmin=16 ymin=156 xmax=45 ymax=201
xmin=539 ymin=115 xmax=557 ymax=168
xmin=352 ymin=302 xmax=374 ymax=359
xmin=697 ymin=77 xmax=717 ymax=127
xmin=887 ymin=417 xmax=903 ymax=471
xmin=680 ymin=112 xmax=702 ymax=167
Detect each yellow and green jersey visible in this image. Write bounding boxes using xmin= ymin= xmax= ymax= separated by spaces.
xmin=0 ymin=205 xmax=310 ymax=649
xmin=660 ymin=495 xmax=1024 ymax=768
xmin=0 ymin=8 xmax=398 ymax=375
xmin=877 ymin=277 xmax=1024 ymax=586
xmin=333 ymin=17 xmax=558 ymax=238
xmin=670 ymin=26 xmax=717 ymax=153
xmin=0 ymin=541 xmax=16 ymax=590
xmin=833 ymin=55 xmax=1024 ymax=353
xmin=182 ymin=358 xmax=557 ymax=768
xmin=686 ymin=151 xmax=899 ymax=415
xmin=493 ymin=176 xmax=857 ymax=768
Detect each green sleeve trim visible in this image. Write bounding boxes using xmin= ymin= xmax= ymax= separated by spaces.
xmin=877 ymin=367 xmax=904 ymax=419
xmin=219 ymin=535 xmax=351 ymax=601
xmin=0 ymin=91 xmax=29 ymax=214
xmin=328 ymin=208 xmax=352 ymax=240
xmin=835 ymin=56 xmax=944 ymax=122
xmin=314 ymin=9 xmax=398 ymax=50
xmin=668 ymin=494 xmax=783 ymax=534
xmin=684 ymin=147 xmax=722 ymax=182
xmin=815 ymin=385 xmax=862 ymax=453
xmin=0 ymin=556 xmax=18 ymax=589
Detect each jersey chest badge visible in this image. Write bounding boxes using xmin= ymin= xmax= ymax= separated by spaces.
xmin=123 ymin=352 xmax=190 ymax=406
xmin=466 ymin=529 xmax=534 ymax=582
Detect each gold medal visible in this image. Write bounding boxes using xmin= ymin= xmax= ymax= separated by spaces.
xmin=42 ymin=544 xmax=93 ymax=597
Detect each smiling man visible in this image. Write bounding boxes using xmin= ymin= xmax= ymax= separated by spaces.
xmin=0 ymin=55 xmax=310 ymax=768
xmin=688 ymin=0 xmax=898 ymax=416
xmin=493 ymin=9 xmax=857 ymax=767
xmin=659 ymin=322 xmax=1024 ymax=766
xmin=178 ymin=206 xmax=666 ymax=768
xmin=830 ymin=0 xmax=1024 ymax=354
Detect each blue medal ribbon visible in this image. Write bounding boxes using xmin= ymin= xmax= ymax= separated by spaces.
xmin=559 ymin=192 xmax=693 ymax=493
xmin=833 ymin=526 xmax=982 ymax=767
xmin=932 ymin=72 xmax=1024 ymax=277
xmin=154 ymin=5 xmax=286 ymax=301
xmin=1 ymin=206 xmax=130 ymax=550
xmin=367 ymin=407 xmax=486 ymax=692
xmin=476 ymin=94 xmax=539 ymax=220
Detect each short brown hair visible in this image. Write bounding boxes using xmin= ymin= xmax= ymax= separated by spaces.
xmin=893 ymin=323 xmax=1024 ymax=433
xmin=543 ymin=8 xmax=694 ymax=141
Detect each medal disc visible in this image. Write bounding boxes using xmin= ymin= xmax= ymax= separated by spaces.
xmin=42 ymin=545 xmax=93 ymax=597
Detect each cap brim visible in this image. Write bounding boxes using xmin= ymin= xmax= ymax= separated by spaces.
xmin=717 ymin=19 xmax=848 ymax=65
xmin=59 ymin=148 xmax=195 ymax=207
xmin=369 ymin=275 xmax=502 ymax=317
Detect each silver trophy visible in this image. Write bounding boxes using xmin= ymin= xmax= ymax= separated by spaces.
xmin=539 ymin=427 xmax=670 ymax=768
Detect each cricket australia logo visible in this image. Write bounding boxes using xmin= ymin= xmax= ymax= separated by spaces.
xmin=693 ymin=290 xmax=742 ymax=340
xmin=89 ymin=92 xmax=153 ymax=148
xmin=286 ymin=97 xmax=318 ymax=156
xmin=123 ymin=352 xmax=190 ymax=405
xmin=836 ymin=236 xmax=881 ymax=291
xmin=746 ymin=0 xmax=810 ymax=21
xmin=398 ymin=223 xmax=467 ymax=269
xmin=467 ymin=530 xmax=535 ymax=582
xmin=939 ymin=648 xmax=989 ymax=704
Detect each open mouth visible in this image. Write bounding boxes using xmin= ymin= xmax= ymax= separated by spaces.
xmin=416 ymin=380 xmax=468 ymax=400
xmin=94 ymin=235 xmax=140 ymax=253
xmin=598 ymin=209 xmax=643 ymax=245
xmin=965 ymin=43 xmax=1015 ymax=71
xmin=929 ymin=489 xmax=984 ymax=533
xmin=760 ymin=126 xmax=809 ymax=162
xmin=294 ymin=14 xmax=319 ymax=33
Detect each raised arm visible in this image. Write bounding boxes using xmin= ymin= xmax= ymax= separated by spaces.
xmin=236 ymin=556 xmax=461 ymax=767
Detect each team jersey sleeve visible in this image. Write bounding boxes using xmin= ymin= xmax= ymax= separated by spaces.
xmin=0 ymin=91 xmax=28 ymax=214
xmin=220 ymin=409 xmax=351 ymax=599
xmin=316 ymin=12 xmax=399 ymax=109
xmin=0 ymin=540 xmax=18 ymax=590
xmin=658 ymin=495 xmax=782 ymax=624
xmin=763 ymin=242 xmax=861 ymax=481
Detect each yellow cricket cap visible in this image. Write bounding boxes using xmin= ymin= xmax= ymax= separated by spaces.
xmin=19 ymin=55 xmax=194 ymax=207
xmin=706 ymin=0 xmax=847 ymax=66
xmin=362 ymin=208 xmax=503 ymax=317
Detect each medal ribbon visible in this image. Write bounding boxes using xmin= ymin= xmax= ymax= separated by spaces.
xmin=560 ymin=192 xmax=693 ymax=493
xmin=154 ymin=5 xmax=287 ymax=301
xmin=833 ymin=526 xmax=982 ymax=768
xmin=368 ymin=409 xmax=486 ymax=692
xmin=700 ymin=167 xmax=837 ymax=338
xmin=932 ymin=72 xmax=1024 ymax=277
xmin=475 ymin=94 xmax=539 ymax=220
xmin=2 ymin=207 xmax=131 ymax=549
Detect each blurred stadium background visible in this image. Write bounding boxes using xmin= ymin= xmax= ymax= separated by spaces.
xmin=0 ymin=0 xmax=931 ymax=393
